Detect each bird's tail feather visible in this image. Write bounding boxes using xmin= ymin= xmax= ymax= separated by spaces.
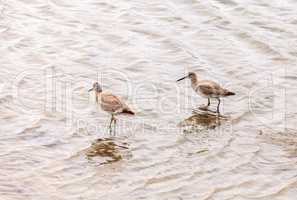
xmin=122 ymin=109 xmax=135 ymax=115
xmin=225 ymin=91 xmax=235 ymax=96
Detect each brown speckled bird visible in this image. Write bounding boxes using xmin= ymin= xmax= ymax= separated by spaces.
xmin=177 ymin=72 xmax=235 ymax=113
xmin=88 ymin=82 xmax=135 ymax=129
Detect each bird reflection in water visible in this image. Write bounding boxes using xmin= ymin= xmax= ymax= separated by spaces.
xmin=83 ymin=138 xmax=129 ymax=165
xmin=179 ymin=108 xmax=229 ymax=131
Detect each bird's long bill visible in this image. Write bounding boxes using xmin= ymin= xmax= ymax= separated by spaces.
xmin=176 ymin=76 xmax=187 ymax=82
xmin=88 ymin=88 xmax=94 ymax=92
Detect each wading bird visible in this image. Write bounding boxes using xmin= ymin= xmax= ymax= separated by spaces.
xmin=177 ymin=72 xmax=235 ymax=113
xmin=88 ymin=82 xmax=135 ymax=130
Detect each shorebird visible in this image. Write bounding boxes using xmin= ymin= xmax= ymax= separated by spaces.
xmin=88 ymin=82 xmax=135 ymax=130
xmin=177 ymin=72 xmax=235 ymax=113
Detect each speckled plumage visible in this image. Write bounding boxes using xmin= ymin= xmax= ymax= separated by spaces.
xmin=89 ymin=82 xmax=134 ymax=131
xmin=177 ymin=72 xmax=235 ymax=113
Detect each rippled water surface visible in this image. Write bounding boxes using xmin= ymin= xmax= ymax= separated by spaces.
xmin=1 ymin=0 xmax=297 ymax=199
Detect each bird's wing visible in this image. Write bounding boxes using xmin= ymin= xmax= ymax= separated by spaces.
xmin=100 ymin=92 xmax=124 ymax=112
xmin=197 ymin=81 xmax=224 ymax=96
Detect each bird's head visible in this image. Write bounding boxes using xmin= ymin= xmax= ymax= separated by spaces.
xmin=88 ymin=82 xmax=102 ymax=93
xmin=176 ymin=72 xmax=197 ymax=82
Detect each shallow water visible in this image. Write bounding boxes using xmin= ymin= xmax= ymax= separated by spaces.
xmin=1 ymin=0 xmax=297 ymax=199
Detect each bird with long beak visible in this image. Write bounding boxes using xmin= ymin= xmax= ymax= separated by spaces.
xmin=177 ymin=72 xmax=235 ymax=113
xmin=88 ymin=82 xmax=135 ymax=130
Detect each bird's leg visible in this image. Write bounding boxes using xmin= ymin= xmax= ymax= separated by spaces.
xmin=109 ymin=126 xmax=112 ymax=135
xmin=216 ymin=98 xmax=221 ymax=114
xmin=109 ymin=114 xmax=114 ymax=130
xmin=199 ymin=98 xmax=211 ymax=112
xmin=113 ymin=117 xmax=117 ymax=135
